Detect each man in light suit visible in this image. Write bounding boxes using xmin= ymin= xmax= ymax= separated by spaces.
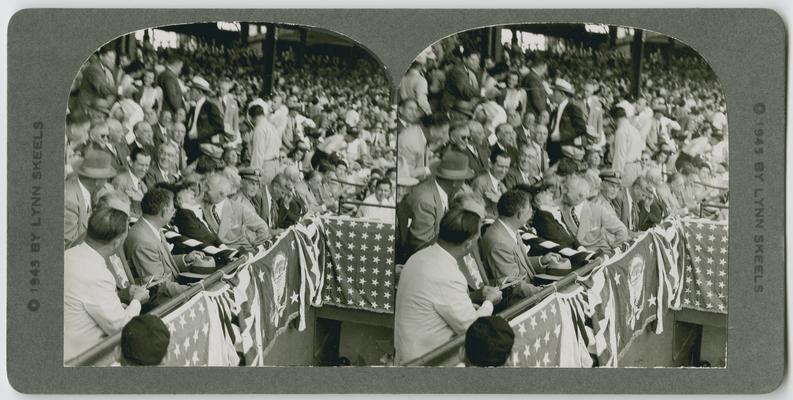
xmin=202 ymin=173 xmax=271 ymax=252
xmin=480 ymin=190 xmax=560 ymax=306
xmin=395 ymin=151 xmax=474 ymax=265
xmin=503 ymin=144 xmax=543 ymax=189
xmin=395 ymin=207 xmax=503 ymax=365
xmin=397 ymin=99 xmax=430 ymax=181
xmin=471 ymin=152 xmax=510 ymax=219
xmin=112 ymin=147 xmax=151 ymax=219
xmin=65 ymin=150 xmax=118 ymax=249
xmin=64 ymin=208 xmax=150 ymax=363
xmin=560 ymin=175 xmax=629 ymax=253
xmin=124 ymin=188 xmax=205 ymax=308
xmin=143 ymin=141 xmax=181 ymax=189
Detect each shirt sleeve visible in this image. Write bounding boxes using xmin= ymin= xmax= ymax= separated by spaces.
xmin=83 ymin=296 xmax=141 ymax=336
xmin=433 ymin=274 xmax=494 ymax=335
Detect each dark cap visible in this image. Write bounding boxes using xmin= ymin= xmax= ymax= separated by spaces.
xmin=599 ymin=169 xmax=622 ymax=184
xmin=238 ymin=167 xmax=262 ymax=181
xmin=121 ymin=314 xmax=171 ymax=365
xmin=465 ymin=316 xmax=515 ymax=367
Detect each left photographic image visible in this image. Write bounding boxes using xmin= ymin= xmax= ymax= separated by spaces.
xmin=63 ymin=22 xmax=397 ymax=366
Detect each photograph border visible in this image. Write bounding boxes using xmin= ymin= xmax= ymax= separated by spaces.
xmin=6 ymin=8 xmax=786 ymax=394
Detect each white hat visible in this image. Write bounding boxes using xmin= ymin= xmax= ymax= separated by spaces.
xmin=188 ymin=76 xmax=213 ymax=93
xmin=414 ymin=46 xmax=437 ymax=65
xmin=553 ymin=78 xmax=575 ymax=95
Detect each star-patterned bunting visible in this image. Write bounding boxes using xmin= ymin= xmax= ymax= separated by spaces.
xmin=320 ymin=217 xmax=396 ymax=313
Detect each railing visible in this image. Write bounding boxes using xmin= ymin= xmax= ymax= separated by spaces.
xmin=65 ymin=255 xmax=250 ymax=367
xmin=402 ymin=258 xmax=603 ymax=367
xmin=699 ymin=202 xmax=729 ymax=218
xmin=337 ymin=198 xmax=396 ymax=215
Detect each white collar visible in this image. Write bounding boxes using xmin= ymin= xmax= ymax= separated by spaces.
xmin=488 ymin=172 xmax=500 ymax=190
xmin=77 ymin=178 xmax=91 ymax=206
xmin=434 ymin=180 xmax=448 ymax=211
xmin=498 ymin=219 xmax=519 ymax=244
xmin=129 ymin=170 xmax=141 ymax=188
xmin=141 ymin=217 xmax=161 ymax=239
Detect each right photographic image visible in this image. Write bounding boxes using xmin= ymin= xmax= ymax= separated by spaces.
xmin=395 ymin=23 xmax=728 ymax=368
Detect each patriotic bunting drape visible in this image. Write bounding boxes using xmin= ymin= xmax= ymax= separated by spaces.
xmin=90 ymin=216 xmax=725 ymax=367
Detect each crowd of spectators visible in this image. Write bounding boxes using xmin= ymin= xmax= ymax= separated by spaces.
xmin=63 ymin=30 xmax=396 ymax=363
xmin=394 ymin=28 xmax=729 ymax=365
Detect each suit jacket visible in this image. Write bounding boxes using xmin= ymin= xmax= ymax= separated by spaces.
xmin=635 ymin=198 xmax=665 ymax=231
xmin=124 ymin=219 xmax=189 ymax=301
xmin=395 ymin=178 xmax=446 ymax=264
xmin=111 ymin=169 xmax=147 ymax=219
xmin=531 ymin=209 xmax=579 ymax=249
xmin=503 ymin=167 xmax=542 ymax=190
xmin=521 ymin=71 xmax=547 ymax=116
xmin=77 ymin=59 xmax=116 ymax=112
xmin=156 ymin=68 xmax=184 ymax=114
xmin=202 ymin=198 xmax=269 ymax=252
xmin=64 ymin=176 xmax=90 ymax=249
xmin=489 ymin=142 xmax=519 ymax=164
xmin=173 ymin=208 xmax=222 ymax=248
xmin=143 ymin=164 xmax=178 ymax=191
xmin=471 ymin=172 xmax=507 ymax=219
xmin=548 ymin=100 xmax=588 ymax=165
xmin=151 ymin=123 xmax=167 ymax=149
xmin=561 ymin=201 xmax=629 ymax=252
xmin=272 ymin=195 xmax=307 ymax=230
xmin=479 ymin=220 xmax=543 ymax=300
xmin=515 ymin=125 xmax=533 ymax=149
xmin=109 ymin=141 xmax=130 ymax=172
xmin=185 ymin=99 xmax=225 ymax=163
xmin=442 ymin=64 xmax=480 ymax=111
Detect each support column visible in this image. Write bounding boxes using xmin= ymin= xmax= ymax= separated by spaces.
xmin=630 ymin=29 xmax=644 ymax=99
xmin=240 ymin=22 xmax=250 ymax=46
xmin=261 ymin=23 xmax=277 ymax=97
xmin=298 ymin=28 xmax=308 ymax=67
xmin=608 ymin=25 xmax=618 ymax=48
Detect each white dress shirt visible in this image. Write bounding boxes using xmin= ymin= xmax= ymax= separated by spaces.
xmin=64 ymin=243 xmax=141 ymax=362
xmin=434 ymin=180 xmax=449 ymax=213
xmin=356 ymin=194 xmax=395 ymax=222
xmin=77 ymin=178 xmax=92 ymax=214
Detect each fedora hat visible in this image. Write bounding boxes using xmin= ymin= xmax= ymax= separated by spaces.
xmin=553 ymin=78 xmax=575 ymax=95
xmin=188 ymin=76 xmax=213 ymax=94
xmin=533 ymin=257 xmax=573 ymax=283
xmin=599 ymin=169 xmax=622 ymax=185
xmin=431 ymin=151 xmax=475 ymax=181
xmin=74 ymin=149 xmax=117 ymax=179
xmin=396 ymin=175 xmax=419 ymax=187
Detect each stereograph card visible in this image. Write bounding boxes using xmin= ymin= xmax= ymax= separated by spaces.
xmin=4 ymin=8 xmax=787 ymax=395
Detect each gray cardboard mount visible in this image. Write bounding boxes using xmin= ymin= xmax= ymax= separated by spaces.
xmin=5 ymin=8 xmax=787 ymax=394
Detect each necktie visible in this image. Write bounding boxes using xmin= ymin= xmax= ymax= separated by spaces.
xmin=212 ymin=204 xmax=222 ymax=227
xmin=549 ymin=108 xmax=558 ymax=132
xmin=570 ymin=207 xmax=580 ymax=229
xmin=270 ymin=201 xmax=279 ymax=229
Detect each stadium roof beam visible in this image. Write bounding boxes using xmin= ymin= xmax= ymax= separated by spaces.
xmin=630 ymin=29 xmax=645 ymax=99
xmin=260 ymin=23 xmax=277 ymax=98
